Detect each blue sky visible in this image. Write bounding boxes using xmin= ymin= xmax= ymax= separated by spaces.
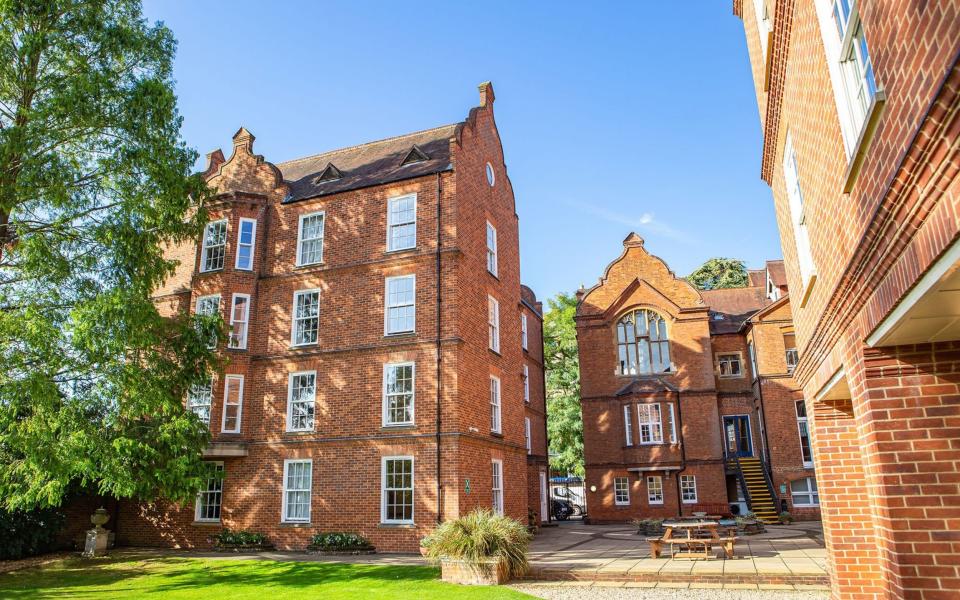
xmin=143 ymin=1 xmax=783 ymax=301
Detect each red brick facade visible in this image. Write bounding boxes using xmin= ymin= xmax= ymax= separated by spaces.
xmin=104 ymin=83 xmax=547 ymax=553
xmin=734 ymin=1 xmax=960 ymax=597
xmin=576 ymin=235 xmax=818 ymax=524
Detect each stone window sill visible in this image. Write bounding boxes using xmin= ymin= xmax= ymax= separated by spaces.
xmin=279 ymin=522 xmax=312 ymax=528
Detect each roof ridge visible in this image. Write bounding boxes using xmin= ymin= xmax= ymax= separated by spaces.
xmin=276 ymin=123 xmax=458 ymax=169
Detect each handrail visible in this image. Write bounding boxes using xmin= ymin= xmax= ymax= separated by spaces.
xmin=757 ymin=455 xmax=779 ymax=511
xmin=731 ymin=454 xmax=753 ymax=511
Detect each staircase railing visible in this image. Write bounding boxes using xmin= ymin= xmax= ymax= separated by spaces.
xmin=757 ymin=455 xmax=780 ymax=513
xmin=730 ymin=454 xmax=753 ymax=512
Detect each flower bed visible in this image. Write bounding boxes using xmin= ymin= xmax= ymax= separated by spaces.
xmin=306 ymin=532 xmax=375 ymax=555
xmin=211 ymin=529 xmax=273 ymax=552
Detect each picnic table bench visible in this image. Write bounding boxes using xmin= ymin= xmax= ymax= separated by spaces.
xmin=646 ymin=520 xmax=739 ymax=559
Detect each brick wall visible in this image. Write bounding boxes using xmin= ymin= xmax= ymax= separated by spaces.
xmin=734 ymin=1 xmax=960 ymax=596
xmin=98 ymin=83 xmax=545 ymax=553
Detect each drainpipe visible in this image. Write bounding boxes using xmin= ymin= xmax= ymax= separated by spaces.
xmin=673 ymin=389 xmax=686 ymax=518
xmin=751 ymin=328 xmax=773 ymax=476
xmin=435 ymin=173 xmax=443 ymax=524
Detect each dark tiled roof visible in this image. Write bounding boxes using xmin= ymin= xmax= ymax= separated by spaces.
xmin=766 ymin=260 xmax=787 ymax=288
xmin=277 ymin=125 xmax=457 ymax=203
xmin=702 ymin=286 xmax=770 ymax=335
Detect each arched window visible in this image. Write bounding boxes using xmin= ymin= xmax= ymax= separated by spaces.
xmin=616 ymin=309 xmax=671 ymax=375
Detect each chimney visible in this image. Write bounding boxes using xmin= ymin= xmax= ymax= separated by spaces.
xmin=478 ymin=81 xmax=495 ymax=108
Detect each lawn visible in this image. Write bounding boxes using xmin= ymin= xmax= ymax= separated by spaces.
xmin=0 ymin=555 xmax=535 ymax=599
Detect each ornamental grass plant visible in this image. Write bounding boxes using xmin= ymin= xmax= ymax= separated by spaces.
xmin=424 ymin=509 xmax=531 ymax=577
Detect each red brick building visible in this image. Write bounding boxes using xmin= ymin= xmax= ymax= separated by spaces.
xmin=576 ymin=235 xmax=819 ymax=524
xmin=733 ymin=1 xmax=960 ymax=597
xmin=107 ymin=82 xmax=547 ymax=553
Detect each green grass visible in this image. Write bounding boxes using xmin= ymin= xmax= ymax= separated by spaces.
xmin=0 ymin=555 xmax=535 ymax=599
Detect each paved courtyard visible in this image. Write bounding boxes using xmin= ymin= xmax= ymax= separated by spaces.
xmin=524 ymin=520 xmax=827 ymax=587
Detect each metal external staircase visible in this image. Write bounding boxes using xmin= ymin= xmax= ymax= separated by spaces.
xmin=732 ymin=456 xmax=779 ymax=523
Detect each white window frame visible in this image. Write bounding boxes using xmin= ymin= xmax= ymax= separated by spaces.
xmin=815 ymin=0 xmax=879 ymax=157
xmin=791 ymin=476 xmax=820 ymax=507
xmin=486 ymin=221 xmax=498 ymax=276
xmin=523 ymin=364 xmax=530 ymax=403
xmin=187 ymin=379 xmax=213 ymax=426
xmin=525 ymin=417 xmax=532 ymax=454
xmin=228 ymin=293 xmax=250 ymax=350
xmin=666 ymin=403 xmax=677 ymax=444
xmin=196 ymin=293 xmax=221 ymax=349
xmin=491 ymin=459 xmax=504 ymax=515
xmin=637 ymin=403 xmax=663 ymax=444
xmin=384 ymin=275 xmax=416 ymax=335
xmin=796 ymin=400 xmax=814 ymax=468
xmin=647 ymin=476 xmax=664 ymax=505
xmin=296 ymin=211 xmax=325 ymax=266
xmin=281 ymin=459 xmax=312 ymax=523
xmin=752 ymin=0 xmax=772 ymax=59
xmin=386 ymin=193 xmax=417 ymax=252
xmin=382 ymin=362 xmax=415 ymax=427
xmin=680 ymin=475 xmax=698 ymax=504
xmin=614 ymin=476 xmax=630 ymax=506
xmin=488 ymin=295 xmax=500 ymax=352
xmin=521 ymin=313 xmax=528 ymax=350
xmin=235 ymin=217 xmax=257 ymax=270
xmin=783 ymin=132 xmax=817 ymax=303
xmin=286 ymin=370 xmax=317 ymax=432
xmin=490 ymin=375 xmax=501 ymax=434
xmin=195 ymin=462 xmax=224 ymax=522
xmin=624 ymin=404 xmax=633 ymax=447
xmin=717 ymin=353 xmax=743 ymax=378
xmin=381 ymin=456 xmax=415 ymax=525
xmin=200 ymin=219 xmax=227 ymax=273
xmin=291 ymin=289 xmax=320 ymax=347
xmin=221 ymin=374 xmax=244 ymax=434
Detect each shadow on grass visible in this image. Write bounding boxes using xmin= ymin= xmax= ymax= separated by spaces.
xmin=0 ymin=556 xmax=444 ymax=599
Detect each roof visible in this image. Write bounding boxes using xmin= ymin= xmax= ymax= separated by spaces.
xmin=277 ymin=125 xmax=457 ymax=203
xmin=766 ymin=260 xmax=787 ymax=288
xmin=701 ymin=286 xmax=771 ymax=334
xmin=747 ymin=269 xmax=766 ymax=287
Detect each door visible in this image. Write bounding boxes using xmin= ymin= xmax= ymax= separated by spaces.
xmin=724 ymin=415 xmax=753 ymax=457
xmin=539 ymin=472 xmax=548 ymax=523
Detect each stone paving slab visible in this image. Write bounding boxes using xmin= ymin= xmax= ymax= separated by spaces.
xmin=524 ymin=520 xmax=829 ymax=586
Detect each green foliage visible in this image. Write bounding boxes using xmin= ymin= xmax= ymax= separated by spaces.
xmin=424 ymin=509 xmax=532 ymax=578
xmin=0 ymin=507 xmax=66 ymax=559
xmin=309 ymin=532 xmax=374 ymax=551
xmin=0 ymin=0 xmax=217 ymax=511
xmin=212 ymin=529 xmax=268 ymax=547
xmin=544 ymin=293 xmax=583 ymax=477
xmin=687 ymin=258 xmax=749 ymax=290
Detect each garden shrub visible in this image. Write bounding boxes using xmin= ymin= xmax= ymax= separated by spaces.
xmin=424 ymin=509 xmax=531 ymax=577
xmin=0 ymin=507 xmax=66 ymax=560
xmin=308 ymin=532 xmax=374 ymax=552
xmin=212 ymin=528 xmax=268 ymax=547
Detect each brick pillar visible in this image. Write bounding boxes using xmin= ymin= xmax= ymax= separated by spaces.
xmin=809 ymin=395 xmax=886 ymax=599
xmin=857 ymin=342 xmax=960 ymax=600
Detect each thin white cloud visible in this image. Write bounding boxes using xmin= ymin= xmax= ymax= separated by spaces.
xmin=564 ymin=200 xmax=695 ymax=244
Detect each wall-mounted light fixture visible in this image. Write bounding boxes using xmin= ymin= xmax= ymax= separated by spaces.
xmin=589 ymin=485 xmax=597 ymax=493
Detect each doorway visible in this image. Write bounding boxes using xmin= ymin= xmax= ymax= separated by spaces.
xmin=723 ymin=415 xmax=753 ymax=457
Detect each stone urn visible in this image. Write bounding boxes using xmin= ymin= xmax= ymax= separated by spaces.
xmin=82 ymin=507 xmax=111 ymax=558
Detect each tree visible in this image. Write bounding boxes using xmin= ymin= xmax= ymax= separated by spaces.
xmin=544 ymin=293 xmax=583 ymax=477
xmin=0 ymin=0 xmax=217 ymax=511
xmin=687 ymin=258 xmax=749 ymax=290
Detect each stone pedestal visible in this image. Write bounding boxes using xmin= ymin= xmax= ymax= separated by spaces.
xmin=81 ymin=507 xmax=111 ymax=558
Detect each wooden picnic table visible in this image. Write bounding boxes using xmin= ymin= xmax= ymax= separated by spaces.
xmin=646 ymin=520 xmax=739 ymax=560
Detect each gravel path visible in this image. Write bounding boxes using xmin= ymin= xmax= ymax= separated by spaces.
xmin=510 ymin=583 xmax=829 ymax=600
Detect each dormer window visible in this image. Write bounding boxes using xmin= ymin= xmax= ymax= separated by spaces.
xmin=616 ymin=309 xmax=671 ymax=375
xmin=313 ymin=163 xmax=342 ymax=184
xmin=400 ymin=145 xmax=429 ymax=167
